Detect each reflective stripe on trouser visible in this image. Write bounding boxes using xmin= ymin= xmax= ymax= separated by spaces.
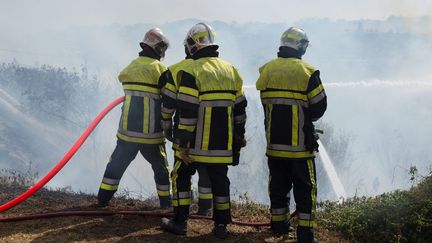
xmin=271 ymin=207 xmax=289 ymax=222
xmin=100 ymin=177 xmax=120 ymax=191
xmin=156 ymin=183 xmax=171 ymax=207
xmin=296 ymin=159 xmax=317 ymax=228
xmin=268 ymin=158 xmax=317 ymax=233
xmin=197 ymin=166 xmax=212 ymax=211
xmin=171 ymin=158 xmax=196 ymax=223
xmin=98 ymin=139 xmax=171 ymax=207
xmin=171 ymin=158 xmax=231 ymax=224
xmin=172 ymin=191 xmax=192 ymax=207
xmin=98 ymin=177 xmax=121 ymax=204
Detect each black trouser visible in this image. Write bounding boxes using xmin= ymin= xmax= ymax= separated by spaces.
xmin=196 ymin=166 xmax=213 ymax=211
xmin=268 ymin=157 xmax=317 ymax=242
xmin=171 ymin=158 xmax=231 ymax=225
xmin=98 ymin=139 xmax=171 ymax=207
xmin=171 ymin=149 xmax=213 ymax=211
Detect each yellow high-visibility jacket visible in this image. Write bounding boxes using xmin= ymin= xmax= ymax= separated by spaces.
xmin=175 ymin=56 xmax=247 ymax=165
xmin=256 ymin=57 xmax=327 ymax=159
xmin=116 ymin=56 xmax=167 ymax=144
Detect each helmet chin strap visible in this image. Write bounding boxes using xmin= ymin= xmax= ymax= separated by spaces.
xmin=299 ymin=46 xmax=306 ymax=56
xmin=188 ymin=39 xmax=200 ymax=55
xmin=191 ymin=45 xmax=198 ymax=55
xmin=299 ymin=42 xmax=308 ymax=56
xmin=156 ymin=42 xmax=168 ymax=58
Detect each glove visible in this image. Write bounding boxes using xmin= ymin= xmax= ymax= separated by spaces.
xmin=178 ymin=147 xmax=193 ymax=165
xmin=233 ymin=135 xmax=246 ymax=151
xmin=163 ymin=128 xmax=173 ymax=142
xmin=232 ymin=151 xmax=240 ymax=166
xmin=162 ymin=120 xmax=173 ymax=142
xmin=232 ymin=135 xmax=246 ymax=166
xmin=304 ymin=123 xmax=319 ymax=152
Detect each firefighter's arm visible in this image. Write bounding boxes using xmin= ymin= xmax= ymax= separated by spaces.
xmin=307 ymin=71 xmax=327 ymax=121
xmin=175 ymin=71 xmax=199 ymax=154
xmin=232 ymin=89 xmax=247 ymax=166
xmin=233 ymin=69 xmax=247 ymax=166
xmin=234 ymin=88 xmax=247 ymax=148
xmin=160 ymin=70 xmax=177 ymax=141
xmin=255 ymin=64 xmax=268 ymax=91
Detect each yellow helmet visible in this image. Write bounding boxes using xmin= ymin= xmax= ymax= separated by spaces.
xmin=140 ymin=28 xmax=170 ymax=58
xmin=280 ymin=27 xmax=309 ymax=55
xmin=185 ymin=23 xmax=216 ymax=55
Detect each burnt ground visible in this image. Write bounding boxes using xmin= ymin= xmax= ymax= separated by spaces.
xmin=0 ymin=183 xmax=349 ymax=242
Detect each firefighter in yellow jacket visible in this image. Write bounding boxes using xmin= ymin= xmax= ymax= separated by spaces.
xmin=256 ymin=27 xmax=327 ymax=243
xmin=161 ymin=42 xmax=213 ymax=216
xmin=161 ymin=23 xmax=247 ymax=239
xmin=96 ymin=28 xmax=171 ymax=208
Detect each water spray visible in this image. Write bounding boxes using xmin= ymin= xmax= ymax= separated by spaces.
xmin=316 ymin=133 xmax=347 ymax=201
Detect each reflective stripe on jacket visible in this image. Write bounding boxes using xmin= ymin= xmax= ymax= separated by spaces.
xmin=117 ymin=56 xmax=167 ymax=144
xmin=256 ymin=57 xmax=326 ymax=159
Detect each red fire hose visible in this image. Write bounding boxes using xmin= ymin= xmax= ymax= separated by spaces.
xmin=0 ymin=96 xmax=278 ymax=227
xmin=0 ymin=96 xmax=125 ymax=213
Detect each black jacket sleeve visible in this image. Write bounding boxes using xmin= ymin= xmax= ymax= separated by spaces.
xmin=160 ymin=70 xmax=177 ymax=133
xmin=306 ymin=71 xmax=327 ymax=121
xmin=175 ymin=71 xmax=199 ymax=148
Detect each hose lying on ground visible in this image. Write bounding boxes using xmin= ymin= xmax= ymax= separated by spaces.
xmin=0 ymin=210 xmax=300 ymax=226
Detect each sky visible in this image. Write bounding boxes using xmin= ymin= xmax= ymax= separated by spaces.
xmin=1 ymin=0 xmax=431 ymax=33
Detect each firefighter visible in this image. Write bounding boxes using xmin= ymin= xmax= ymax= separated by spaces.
xmin=96 ymin=28 xmax=172 ymax=209
xmin=161 ymin=41 xmax=213 ymax=216
xmin=256 ymin=27 xmax=327 ymax=243
xmin=160 ymin=23 xmax=247 ymax=239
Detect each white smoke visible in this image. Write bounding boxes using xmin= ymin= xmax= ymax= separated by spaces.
xmin=325 ymin=80 xmax=432 ymax=87
xmin=1 ymin=15 xmax=432 ymax=204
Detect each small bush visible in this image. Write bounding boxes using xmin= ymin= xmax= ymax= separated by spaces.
xmin=0 ymin=161 xmax=38 ymax=187
xmin=318 ymin=174 xmax=432 ymax=242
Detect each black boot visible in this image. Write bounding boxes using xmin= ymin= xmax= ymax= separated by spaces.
xmin=197 ymin=197 xmax=212 ymax=215
xmin=271 ymin=220 xmax=290 ymax=235
xmin=159 ymin=196 xmax=172 ymax=209
xmin=158 ymin=195 xmax=172 ymax=212
xmin=89 ymin=200 xmax=109 ymax=209
xmin=297 ymin=226 xmax=317 ymax=243
xmin=97 ymin=189 xmax=114 ymax=208
xmin=212 ymin=224 xmax=229 ymax=239
xmin=161 ymin=218 xmax=187 ymax=235
xmin=196 ymin=207 xmax=212 ymax=216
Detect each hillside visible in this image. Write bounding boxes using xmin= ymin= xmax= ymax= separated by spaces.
xmin=0 ymin=179 xmax=347 ymax=242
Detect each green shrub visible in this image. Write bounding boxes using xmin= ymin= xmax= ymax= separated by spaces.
xmin=318 ymin=175 xmax=432 ymax=242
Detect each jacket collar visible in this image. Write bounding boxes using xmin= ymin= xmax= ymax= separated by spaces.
xmin=139 ymin=46 xmax=160 ymax=60
xmin=277 ymin=46 xmax=302 ymax=59
xmin=192 ymin=45 xmax=219 ymax=60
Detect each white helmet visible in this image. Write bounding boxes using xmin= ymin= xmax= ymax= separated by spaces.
xmin=185 ymin=23 xmax=216 ymax=55
xmin=140 ymin=28 xmax=170 ymax=58
xmin=280 ymin=27 xmax=309 ymax=55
